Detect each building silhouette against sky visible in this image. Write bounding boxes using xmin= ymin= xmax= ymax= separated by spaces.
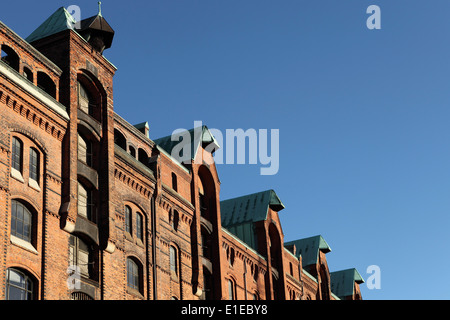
xmin=0 ymin=6 xmax=363 ymax=300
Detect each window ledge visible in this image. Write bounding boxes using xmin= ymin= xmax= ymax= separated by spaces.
xmin=11 ymin=168 xmax=24 ymax=183
xmin=136 ymin=238 xmax=145 ymax=248
xmin=10 ymin=235 xmax=38 ymax=255
xmin=28 ymin=178 xmax=41 ymax=192
xmin=125 ymin=232 xmax=133 ymax=242
xmin=127 ymin=287 xmax=144 ymax=299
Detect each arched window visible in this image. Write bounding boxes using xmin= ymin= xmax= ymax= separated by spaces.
xmin=228 ymin=279 xmax=235 ymax=300
xmin=114 ymin=129 xmax=127 ymax=151
xmin=11 ymin=200 xmax=32 ymax=243
xmin=37 ymin=72 xmax=56 ymax=99
xmin=23 ymin=67 xmax=33 ymax=82
xmin=125 ymin=205 xmax=132 ymax=235
xmin=1 ymin=45 xmax=20 ymax=72
xmin=5 ymin=268 xmax=34 ymax=300
xmin=129 ymin=145 xmax=136 ymax=158
xmin=127 ymin=258 xmax=142 ymax=292
xmin=252 ymin=264 xmax=259 ymax=282
xmin=136 ymin=212 xmax=143 ymax=241
xmin=138 ymin=148 xmax=148 ymax=165
xmin=71 ymin=292 xmax=93 ymax=300
xmin=169 ymin=245 xmax=178 ymax=277
xmin=29 ymin=147 xmax=40 ymax=182
xmin=227 ymin=247 xmax=235 ymax=267
xmin=11 ymin=137 xmax=23 ymax=173
xmin=170 ymin=209 xmax=179 ymax=231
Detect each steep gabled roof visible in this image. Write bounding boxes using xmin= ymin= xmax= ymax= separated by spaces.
xmin=221 ymin=189 xmax=285 ymax=227
xmin=220 ymin=189 xmax=285 ymax=251
xmin=284 ymin=235 xmax=331 ymax=267
xmin=26 ymin=6 xmax=114 ymax=51
xmin=26 ymin=7 xmax=77 ymax=43
xmin=330 ymin=268 xmax=364 ymax=299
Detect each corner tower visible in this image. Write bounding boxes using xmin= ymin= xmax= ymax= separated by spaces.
xmin=26 ymin=4 xmax=117 ymax=299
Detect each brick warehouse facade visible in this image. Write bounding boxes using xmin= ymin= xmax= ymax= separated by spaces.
xmin=0 ymin=7 xmax=364 ymax=300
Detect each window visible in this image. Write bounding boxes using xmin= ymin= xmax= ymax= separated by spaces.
xmin=136 ymin=212 xmax=143 ymax=241
xmin=199 ymin=193 xmax=207 ymax=218
xmin=11 ymin=200 xmax=32 ymax=243
xmin=37 ymin=72 xmax=56 ymax=99
xmin=171 ymin=172 xmax=178 ymax=192
xmin=127 ymin=258 xmax=140 ymax=292
xmin=169 ymin=245 xmax=178 ymax=277
xmin=12 ymin=137 xmax=23 ymax=173
xmin=78 ymin=82 xmax=92 ymax=115
xmin=114 ymin=129 xmax=127 ymax=150
xmin=78 ymin=133 xmax=92 ymax=166
xmin=71 ymin=292 xmax=93 ymax=300
xmin=23 ymin=67 xmax=33 ymax=82
xmin=138 ymin=148 xmax=148 ymax=165
xmin=5 ymin=268 xmax=34 ymax=300
xmin=252 ymin=265 xmax=259 ymax=282
xmin=228 ymin=279 xmax=235 ymax=300
xmin=170 ymin=209 xmax=179 ymax=231
xmin=69 ymin=235 xmax=92 ymax=278
xmin=1 ymin=45 xmax=20 ymax=72
xmin=125 ymin=205 xmax=132 ymax=235
xmin=29 ymin=148 xmax=39 ymax=182
xmin=129 ymin=146 xmax=136 ymax=158
xmin=227 ymin=247 xmax=235 ymax=267
xmin=78 ymin=181 xmax=94 ymax=221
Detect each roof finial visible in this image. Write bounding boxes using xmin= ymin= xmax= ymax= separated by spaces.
xmin=98 ymin=1 xmax=102 ymax=17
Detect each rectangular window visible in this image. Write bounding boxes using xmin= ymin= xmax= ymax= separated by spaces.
xmin=29 ymin=148 xmax=39 ymax=182
xmin=78 ymin=182 xmax=93 ymax=221
xmin=69 ymin=236 xmax=92 ymax=279
xmin=77 ymin=134 xmax=92 ymax=166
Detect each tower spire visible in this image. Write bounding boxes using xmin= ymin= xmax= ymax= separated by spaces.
xmin=98 ymin=1 xmax=102 ymax=17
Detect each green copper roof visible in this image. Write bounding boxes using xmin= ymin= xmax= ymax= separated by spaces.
xmin=153 ymin=125 xmax=220 ymax=164
xmin=220 ymin=189 xmax=285 ymax=251
xmin=330 ymin=268 xmax=364 ymax=299
xmin=221 ymin=189 xmax=285 ymax=227
xmin=26 ymin=7 xmax=77 ymax=43
xmin=26 ymin=6 xmax=114 ymax=52
xmin=284 ymin=235 xmax=331 ymax=267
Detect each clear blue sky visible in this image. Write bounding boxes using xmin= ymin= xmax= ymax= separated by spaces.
xmin=3 ymin=0 xmax=450 ymax=300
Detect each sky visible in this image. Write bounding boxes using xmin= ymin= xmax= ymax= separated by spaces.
xmin=2 ymin=0 xmax=450 ymax=300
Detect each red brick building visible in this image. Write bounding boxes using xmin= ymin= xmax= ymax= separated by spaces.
xmin=0 ymin=7 xmax=363 ymax=300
